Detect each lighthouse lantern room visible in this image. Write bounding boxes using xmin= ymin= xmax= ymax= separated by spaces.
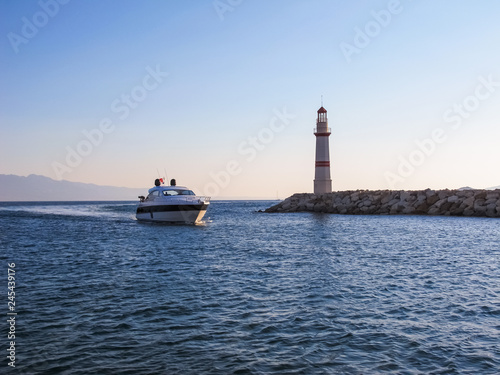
xmin=313 ymin=106 xmax=332 ymax=194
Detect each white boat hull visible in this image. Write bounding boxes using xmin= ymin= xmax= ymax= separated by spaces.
xmin=136 ymin=203 xmax=209 ymax=224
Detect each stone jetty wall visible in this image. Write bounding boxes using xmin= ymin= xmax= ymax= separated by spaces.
xmin=265 ymin=189 xmax=500 ymax=218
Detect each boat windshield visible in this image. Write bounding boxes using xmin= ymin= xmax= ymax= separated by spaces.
xmin=145 ymin=190 xmax=161 ymax=201
xmin=163 ymin=189 xmax=195 ymax=196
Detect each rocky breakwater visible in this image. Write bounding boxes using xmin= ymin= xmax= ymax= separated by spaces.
xmin=265 ymin=189 xmax=500 ymax=218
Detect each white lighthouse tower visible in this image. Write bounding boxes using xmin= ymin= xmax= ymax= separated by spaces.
xmin=313 ymin=106 xmax=332 ymax=194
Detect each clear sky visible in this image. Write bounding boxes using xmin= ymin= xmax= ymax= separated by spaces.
xmin=1 ymin=0 xmax=500 ymax=198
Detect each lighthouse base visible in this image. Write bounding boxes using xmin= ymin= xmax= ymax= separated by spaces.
xmin=314 ymin=179 xmax=332 ymax=195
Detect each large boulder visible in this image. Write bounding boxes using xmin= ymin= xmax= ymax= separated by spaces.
xmin=427 ymin=194 xmax=440 ymax=206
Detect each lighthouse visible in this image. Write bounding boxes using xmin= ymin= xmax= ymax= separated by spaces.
xmin=314 ymin=106 xmax=332 ymax=194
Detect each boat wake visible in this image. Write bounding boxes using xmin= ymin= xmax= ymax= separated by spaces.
xmin=0 ymin=202 xmax=136 ymax=220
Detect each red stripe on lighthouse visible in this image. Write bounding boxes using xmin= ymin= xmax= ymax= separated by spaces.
xmin=315 ymin=161 xmax=330 ymax=167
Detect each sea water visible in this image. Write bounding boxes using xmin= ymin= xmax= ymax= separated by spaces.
xmin=0 ymin=201 xmax=499 ymax=374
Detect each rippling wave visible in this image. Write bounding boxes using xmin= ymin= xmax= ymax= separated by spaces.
xmin=1 ymin=201 xmax=499 ymax=374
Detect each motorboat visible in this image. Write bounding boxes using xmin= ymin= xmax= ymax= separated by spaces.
xmin=136 ymin=179 xmax=210 ymax=224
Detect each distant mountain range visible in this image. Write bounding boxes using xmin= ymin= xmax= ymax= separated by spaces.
xmin=0 ymin=174 xmax=146 ymax=201
xmin=460 ymin=186 xmax=500 ymax=190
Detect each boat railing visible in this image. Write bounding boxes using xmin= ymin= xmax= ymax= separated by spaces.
xmin=141 ymin=195 xmax=211 ymax=204
xmin=168 ymin=196 xmax=210 ymax=203
xmin=198 ymin=196 xmax=211 ymax=203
